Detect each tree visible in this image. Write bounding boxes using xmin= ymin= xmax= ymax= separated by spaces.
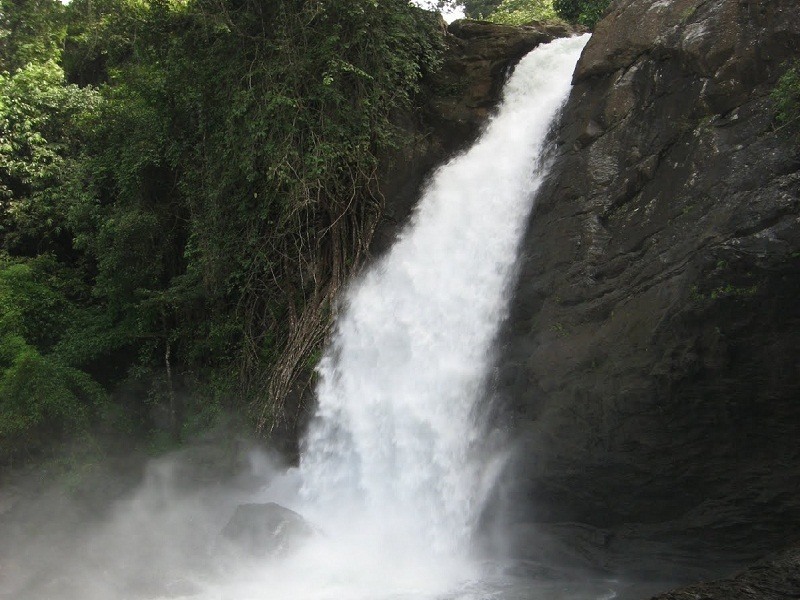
xmin=0 ymin=0 xmax=66 ymax=72
xmin=487 ymin=0 xmax=556 ymax=24
xmin=0 ymin=60 xmax=100 ymax=256
xmin=0 ymin=0 xmax=447 ymax=457
xmin=553 ymin=0 xmax=611 ymax=27
xmin=462 ymin=0 xmax=504 ymax=18
xmin=58 ymin=0 xmax=446 ymax=435
xmin=0 ymin=255 xmax=106 ymax=462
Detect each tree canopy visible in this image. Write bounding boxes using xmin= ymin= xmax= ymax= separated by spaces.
xmin=0 ymin=0 xmax=443 ymax=462
xmin=452 ymin=0 xmax=611 ymax=26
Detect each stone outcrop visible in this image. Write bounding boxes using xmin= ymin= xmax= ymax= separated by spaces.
xmin=493 ymin=0 xmax=800 ymax=583
xmin=220 ymin=502 xmax=314 ymax=557
xmin=373 ymin=18 xmax=580 ymax=254
xmin=651 ymin=546 xmax=800 ymax=600
xmin=429 ymin=19 xmax=578 ymax=140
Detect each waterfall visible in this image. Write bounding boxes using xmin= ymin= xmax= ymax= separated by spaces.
xmin=287 ymin=34 xmax=590 ymax=598
xmin=0 ymin=34 xmax=591 ymax=600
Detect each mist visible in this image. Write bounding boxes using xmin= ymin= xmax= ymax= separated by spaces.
xmin=0 ymin=440 xmax=630 ymax=600
xmin=1 ymin=440 xmax=491 ymax=600
xmin=0 ymin=438 xmax=289 ymax=599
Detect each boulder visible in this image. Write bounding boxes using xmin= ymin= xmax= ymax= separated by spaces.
xmin=220 ymin=502 xmax=314 ymax=558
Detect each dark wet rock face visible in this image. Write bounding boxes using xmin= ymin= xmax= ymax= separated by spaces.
xmin=493 ymin=0 xmax=800 ymax=581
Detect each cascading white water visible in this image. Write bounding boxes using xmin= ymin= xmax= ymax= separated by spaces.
xmin=284 ymin=34 xmax=591 ymax=598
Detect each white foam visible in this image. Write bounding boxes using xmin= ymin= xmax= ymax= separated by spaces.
xmin=291 ymin=34 xmax=590 ymax=600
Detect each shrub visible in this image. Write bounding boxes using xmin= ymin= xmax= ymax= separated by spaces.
xmin=0 ymin=258 xmax=105 ymax=462
xmin=553 ymin=0 xmax=611 ymax=27
xmin=772 ymin=62 xmax=800 ymax=135
xmin=488 ymin=0 xmax=558 ymax=24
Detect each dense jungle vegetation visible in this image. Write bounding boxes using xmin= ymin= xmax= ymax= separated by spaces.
xmin=461 ymin=0 xmax=610 ymax=26
xmin=0 ymin=0 xmax=612 ymax=465
xmin=0 ymin=0 xmax=448 ymax=463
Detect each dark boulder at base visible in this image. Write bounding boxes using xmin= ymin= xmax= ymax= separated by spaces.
xmin=491 ymin=0 xmax=800 ymax=584
xmin=220 ymin=502 xmax=314 ymax=557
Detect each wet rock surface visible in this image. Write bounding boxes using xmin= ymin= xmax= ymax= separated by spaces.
xmin=493 ymin=0 xmax=800 ymax=584
xmin=649 ymin=545 xmax=800 ymax=600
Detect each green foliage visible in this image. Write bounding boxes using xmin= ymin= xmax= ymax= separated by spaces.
xmin=0 ymin=59 xmax=100 ymax=255
xmin=461 ymin=0 xmax=504 ymax=18
xmin=690 ymin=281 xmax=760 ymax=303
xmin=62 ymin=0 xmax=157 ymax=85
xmin=553 ymin=0 xmax=610 ymax=27
xmin=772 ymin=62 xmax=800 ymax=135
xmin=0 ymin=256 xmax=105 ymax=460
xmin=0 ymin=0 xmax=445 ymax=455
xmin=553 ymin=0 xmax=580 ymax=21
xmin=487 ymin=0 xmax=557 ymax=24
xmin=0 ymin=0 xmax=66 ymax=72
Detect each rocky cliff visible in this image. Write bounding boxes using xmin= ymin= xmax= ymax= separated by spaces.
xmin=492 ymin=0 xmax=800 ymax=583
